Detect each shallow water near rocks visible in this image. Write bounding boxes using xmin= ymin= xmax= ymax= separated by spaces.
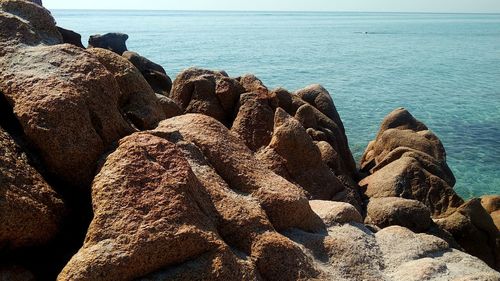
xmin=52 ymin=10 xmax=500 ymax=198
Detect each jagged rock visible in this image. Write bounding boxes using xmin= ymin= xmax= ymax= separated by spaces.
xmin=57 ymin=26 xmax=84 ymax=48
xmin=309 ymin=200 xmax=363 ymax=226
xmin=434 ymin=199 xmax=500 ymax=270
xmin=0 ymin=128 xmax=64 ymax=250
xmin=123 ymin=51 xmax=172 ymax=95
xmin=231 ymin=92 xmax=275 ymax=151
xmin=295 ymin=84 xmax=345 ymax=133
xmin=88 ymin=48 xmax=165 ymax=130
xmin=0 ymin=3 xmax=134 ymax=190
xmin=88 ymin=32 xmax=128 ymax=55
xmin=482 ymin=195 xmax=500 ymax=231
xmin=359 ymin=108 xmax=500 ymax=268
xmin=170 ymin=68 xmax=245 ymax=125
xmin=366 ymin=197 xmax=433 ymax=233
xmin=237 ymin=74 xmax=268 ymax=94
xmin=258 ymin=108 xmax=346 ymax=201
xmin=0 ymin=0 xmax=62 ymax=47
xmin=271 ymin=87 xmax=305 ymax=116
xmin=155 ymin=94 xmax=182 ymax=119
xmin=59 ymin=116 xmax=324 ymax=280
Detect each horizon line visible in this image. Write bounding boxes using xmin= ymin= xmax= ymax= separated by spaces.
xmin=47 ymin=8 xmax=500 ymax=14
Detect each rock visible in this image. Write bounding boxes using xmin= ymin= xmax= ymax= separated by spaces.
xmin=482 ymin=195 xmax=500 ymax=214
xmin=122 ymin=51 xmax=172 ymax=95
xmin=271 ymin=87 xmax=305 ymax=116
xmin=152 ymin=114 xmax=323 ymax=232
xmin=0 ymin=128 xmax=64 ymax=250
xmin=295 ymin=84 xmax=345 ymax=133
xmin=59 ymin=121 xmax=323 ymax=280
xmin=56 ymin=26 xmax=84 ymax=48
xmin=360 ymin=156 xmax=463 ymax=218
xmin=434 ymin=199 xmax=500 ymax=270
xmin=366 ymin=197 xmax=433 ymax=232
xmin=0 ymin=4 xmax=134 ymax=190
xmin=309 ymin=200 xmax=363 ymax=226
xmin=170 ymin=68 xmax=244 ymax=125
xmin=237 ymin=74 xmax=268 ymax=94
xmin=29 ymin=0 xmax=42 ymax=5
xmin=88 ymin=32 xmax=128 ymax=55
xmin=259 ymin=108 xmax=345 ymax=200
xmin=155 ymin=94 xmax=182 ymax=119
xmin=0 ymin=0 xmax=62 ymax=46
xmin=88 ymin=48 xmax=165 ymax=130
xmin=230 ymin=93 xmax=275 ymax=151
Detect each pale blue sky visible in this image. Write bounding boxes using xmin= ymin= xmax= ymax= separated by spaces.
xmin=44 ymin=0 xmax=500 ymax=13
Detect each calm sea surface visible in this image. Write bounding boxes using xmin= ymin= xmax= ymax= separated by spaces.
xmin=51 ymin=10 xmax=500 ymax=198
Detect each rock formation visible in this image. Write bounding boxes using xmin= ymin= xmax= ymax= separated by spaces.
xmin=360 ymin=107 xmax=500 ymax=270
xmin=88 ymin=32 xmax=129 ymax=55
xmin=0 ymin=1 xmax=499 ymax=280
xmin=57 ymin=26 xmax=84 ymax=48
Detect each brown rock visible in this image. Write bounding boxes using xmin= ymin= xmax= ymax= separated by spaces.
xmin=88 ymin=48 xmax=165 ymax=130
xmin=170 ymin=68 xmax=244 ymax=124
xmin=434 ymin=199 xmax=500 ymax=270
xmin=122 ymin=51 xmax=172 ymax=95
xmin=153 ymin=114 xmax=323 ymax=232
xmin=58 ymin=133 xmax=242 ymax=281
xmin=230 ymin=93 xmax=275 ymax=151
xmin=57 ymin=26 xmax=84 ymax=48
xmin=271 ymin=87 xmax=306 ymax=116
xmin=360 ymin=156 xmax=463 ymax=218
xmin=88 ymin=33 xmax=128 ymax=55
xmin=366 ymin=197 xmax=433 ymax=232
xmin=481 ymin=195 xmax=500 ymax=214
xmin=0 ymin=0 xmax=62 ymax=46
xmin=237 ymin=74 xmax=268 ymax=94
xmin=0 ymin=3 xmax=134 ymax=190
xmin=260 ymin=108 xmax=345 ymax=200
xmin=309 ymin=200 xmax=363 ymax=226
xmin=0 ymin=44 xmax=134 ymax=190
xmin=155 ymin=94 xmax=182 ymax=119
xmin=0 ymin=128 xmax=64 ymax=250
xmin=295 ymin=84 xmax=345 ymax=133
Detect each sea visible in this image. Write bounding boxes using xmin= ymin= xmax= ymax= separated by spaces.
xmin=51 ymin=10 xmax=500 ymax=198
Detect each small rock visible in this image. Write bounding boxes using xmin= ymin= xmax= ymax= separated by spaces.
xmin=88 ymin=32 xmax=129 ymax=55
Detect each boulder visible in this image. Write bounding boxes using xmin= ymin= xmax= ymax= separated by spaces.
xmin=237 ymin=74 xmax=268 ymax=94
xmin=271 ymin=87 xmax=305 ymax=116
xmin=0 ymin=3 xmax=139 ymax=190
xmin=295 ymin=84 xmax=345 ymax=133
xmin=155 ymin=94 xmax=182 ymax=119
xmin=0 ymin=0 xmax=62 ymax=46
xmin=59 ymin=120 xmax=323 ymax=280
xmin=309 ymin=200 xmax=363 ymax=226
xmin=29 ymin=0 xmax=42 ymax=5
xmin=122 ymin=51 xmax=172 ymax=95
xmin=170 ymin=68 xmax=244 ymax=125
xmin=0 ymin=128 xmax=64 ymax=250
xmin=366 ymin=197 xmax=433 ymax=232
xmin=56 ymin=26 xmax=84 ymax=48
xmin=258 ymin=108 xmax=346 ymax=201
xmin=360 ymin=156 xmax=463 ymax=218
xmin=88 ymin=48 xmax=165 ymax=130
xmin=230 ymin=92 xmax=275 ymax=151
xmin=434 ymin=199 xmax=500 ymax=270
xmin=482 ymin=195 xmax=500 ymax=231
xmin=88 ymin=32 xmax=128 ymax=55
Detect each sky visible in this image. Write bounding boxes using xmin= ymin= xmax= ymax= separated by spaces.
xmin=43 ymin=0 xmax=500 ymax=13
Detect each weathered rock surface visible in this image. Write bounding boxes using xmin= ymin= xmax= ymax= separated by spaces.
xmin=0 ymin=128 xmax=64 ymax=250
xmin=57 ymin=26 xmax=84 ymax=48
xmin=309 ymin=200 xmax=362 ymax=226
xmin=123 ymin=51 xmax=173 ymax=95
xmin=88 ymin=48 xmax=165 ymax=130
xmin=88 ymin=32 xmax=128 ymax=55
xmin=170 ymin=68 xmax=245 ymax=125
xmin=482 ymin=195 xmax=500 ymax=231
xmin=366 ymin=197 xmax=432 ymax=232
xmin=360 ymin=108 xmax=500 ymax=270
xmin=155 ymin=94 xmax=182 ymax=118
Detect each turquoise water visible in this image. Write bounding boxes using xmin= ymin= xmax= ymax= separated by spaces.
xmin=51 ymin=10 xmax=500 ymax=198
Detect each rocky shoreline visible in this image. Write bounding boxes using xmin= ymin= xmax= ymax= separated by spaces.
xmin=0 ymin=1 xmax=499 ymax=280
